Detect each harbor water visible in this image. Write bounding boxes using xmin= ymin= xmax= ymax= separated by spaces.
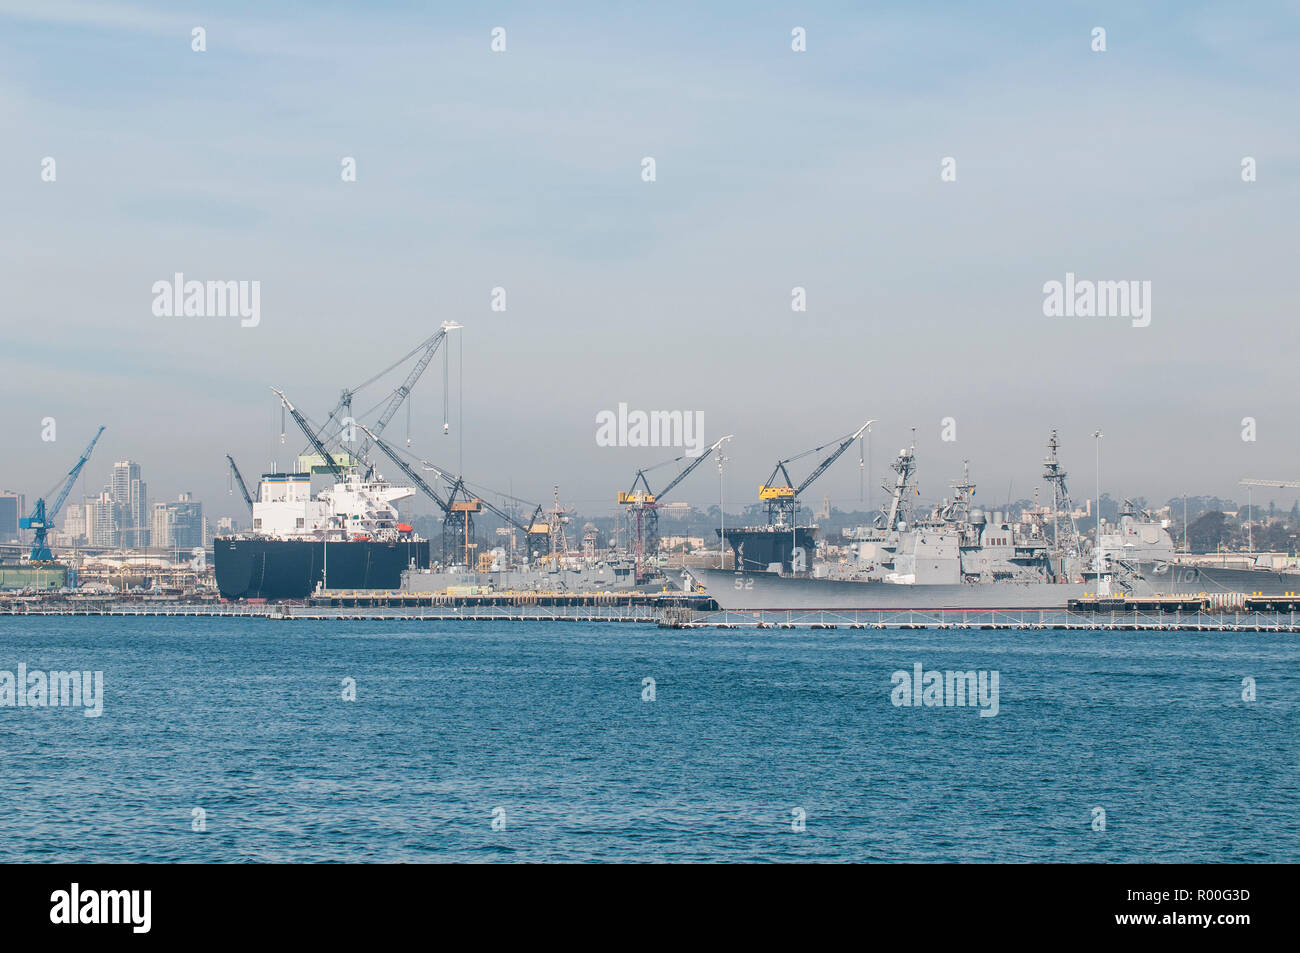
xmin=1 ymin=617 xmax=1296 ymax=862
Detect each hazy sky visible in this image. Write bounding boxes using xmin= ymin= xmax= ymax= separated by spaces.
xmin=2 ymin=1 xmax=1298 ymax=522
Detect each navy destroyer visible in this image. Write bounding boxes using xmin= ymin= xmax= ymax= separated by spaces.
xmin=689 ymin=432 xmax=1181 ymax=611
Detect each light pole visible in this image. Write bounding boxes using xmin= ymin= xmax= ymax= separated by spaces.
xmin=1092 ymin=430 xmax=1103 ymax=579
xmin=859 ymin=421 xmax=874 ymax=511
xmin=715 ymin=437 xmax=732 ymax=569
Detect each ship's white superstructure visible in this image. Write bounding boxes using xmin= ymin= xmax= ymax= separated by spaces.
xmin=248 ymin=472 xmax=414 ymax=542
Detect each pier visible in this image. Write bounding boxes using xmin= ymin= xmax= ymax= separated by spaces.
xmin=0 ymin=589 xmax=713 ymax=622
xmin=2 ymin=597 xmax=1299 ymax=630
xmin=658 ymin=606 xmax=1300 ymax=632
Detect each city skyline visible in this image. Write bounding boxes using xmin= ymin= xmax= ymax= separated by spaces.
xmin=24 ymin=455 xmax=208 ymax=551
xmin=10 ymin=445 xmax=1293 ymax=550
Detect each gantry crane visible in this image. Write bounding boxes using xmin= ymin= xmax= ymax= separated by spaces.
xmin=359 ymin=425 xmax=455 ymax=557
xmin=757 ymin=419 xmax=875 ymax=526
xmin=360 ymin=425 xmax=541 ymax=567
xmin=419 ymin=458 xmax=546 ymax=567
xmin=441 ymin=475 xmax=483 ymax=568
xmin=618 ymin=434 xmax=734 ymax=581
xmin=20 ymin=426 xmax=105 ymax=562
xmin=226 ymin=454 xmax=255 ymax=514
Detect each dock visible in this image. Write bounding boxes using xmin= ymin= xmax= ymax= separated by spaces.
xmin=3 ymin=593 xmax=1299 ymax=631
xmin=657 ymin=605 xmax=1300 ymax=632
xmin=0 ymin=589 xmax=715 ymax=622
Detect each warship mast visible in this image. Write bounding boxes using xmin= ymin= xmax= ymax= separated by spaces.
xmin=1042 ymin=430 xmax=1082 ymax=557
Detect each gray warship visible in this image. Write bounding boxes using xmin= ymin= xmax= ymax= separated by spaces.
xmin=689 ymin=432 xmax=1184 ymax=611
xmin=1092 ymin=498 xmax=1300 ymax=597
xmin=401 ymin=551 xmax=644 ymax=594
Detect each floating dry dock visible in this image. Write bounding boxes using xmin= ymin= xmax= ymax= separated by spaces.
xmin=1069 ymin=595 xmax=1210 ymax=612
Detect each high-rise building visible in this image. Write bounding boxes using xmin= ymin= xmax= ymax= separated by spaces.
xmin=60 ymin=503 xmax=87 ymax=544
xmin=0 ymin=490 xmax=24 ymax=542
xmin=109 ymin=460 xmax=149 ymax=548
xmin=84 ymin=491 xmax=118 ymax=547
xmin=150 ymin=503 xmax=173 ymax=550
xmin=171 ymin=493 xmax=204 ymax=549
xmin=151 ymin=493 xmax=205 ymax=550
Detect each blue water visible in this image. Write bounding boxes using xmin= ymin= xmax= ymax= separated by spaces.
xmin=0 ymin=617 xmax=1296 ymax=862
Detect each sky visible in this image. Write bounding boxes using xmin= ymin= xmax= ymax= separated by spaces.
xmin=2 ymin=0 xmax=1298 ymax=523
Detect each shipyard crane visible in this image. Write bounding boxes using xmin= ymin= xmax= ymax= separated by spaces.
xmin=360 ymin=424 xmax=539 ymax=567
xmin=20 ymin=426 xmax=105 ymax=562
xmin=441 ymin=476 xmax=484 ymax=568
xmin=758 ymin=419 xmax=876 ymax=526
xmin=618 ymin=435 xmax=734 ymax=581
xmin=226 ymin=454 xmax=255 ymax=514
xmin=316 ymin=322 xmax=462 ymax=471
xmin=364 ymin=426 xmax=480 ymax=569
xmin=271 ymin=387 xmax=344 ymax=480
xmin=418 ymin=458 xmax=546 ymax=565
xmin=358 ymin=425 xmax=454 ymax=554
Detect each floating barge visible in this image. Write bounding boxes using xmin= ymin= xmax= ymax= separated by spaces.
xmin=1068 ymin=594 xmax=1210 ymax=613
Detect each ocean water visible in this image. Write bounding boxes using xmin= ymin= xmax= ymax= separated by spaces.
xmin=0 ymin=617 xmax=1296 ymax=863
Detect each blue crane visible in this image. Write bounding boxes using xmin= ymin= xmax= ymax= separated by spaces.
xmin=20 ymin=426 xmax=106 ymax=562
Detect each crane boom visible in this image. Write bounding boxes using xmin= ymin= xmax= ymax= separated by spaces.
xmin=758 ymin=419 xmax=875 ymax=524
xmin=658 ymin=435 xmax=734 ymax=501
xmin=358 ymin=425 xmax=450 ymax=513
xmin=620 ymin=435 xmax=735 ymax=505
xmin=317 ymin=321 xmax=463 ymax=457
xmin=21 ymin=426 xmax=105 ymax=561
xmin=795 ymin=419 xmax=876 ymax=496
xmin=226 ymin=454 xmax=255 ymax=513
xmin=271 ymin=387 xmax=344 ymax=479
xmin=419 ymin=460 xmax=540 ymax=536
xmin=1241 ymin=479 xmax=1300 ymax=489
xmin=471 ymin=493 xmax=540 ymax=538
xmin=355 ymin=321 xmax=461 ymax=463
